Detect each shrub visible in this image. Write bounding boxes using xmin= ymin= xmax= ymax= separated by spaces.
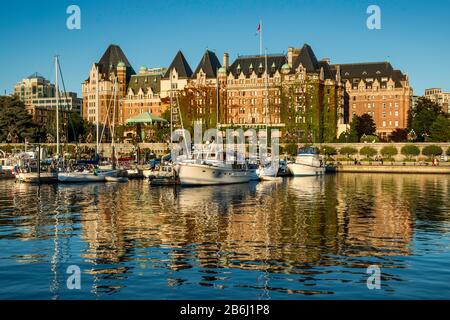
xmin=339 ymin=146 xmax=358 ymax=159
xmin=380 ymin=145 xmax=398 ymax=159
xmin=320 ymin=145 xmax=337 ymax=156
xmin=359 ymin=146 xmax=378 ymax=159
xmin=360 ymin=135 xmax=379 ymax=143
xmin=422 ymin=145 xmax=443 ymax=158
xmin=283 ymin=142 xmax=298 ymax=156
xmin=401 ymin=145 xmax=420 ymax=160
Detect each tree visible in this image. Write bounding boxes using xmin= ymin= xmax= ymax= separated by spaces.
xmin=388 ymin=128 xmax=408 ymax=142
xmin=380 ymin=145 xmax=398 ymax=159
xmin=359 ymin=146 xmax=377 ymax=159
xmin=360 ymin=134 xmax=379 ymax=143
xmin=349 ymin=114 xmax=376 ymax=141
xmin=401 ymin=145 xmax=420 ymax=160
xmin=283 ymin=142 xmax=298 ymax=156
xmin=338 ymin=130 xmax=358 ymax=143
xmin=409 ymin=97 xmax=442 ymax=141
xmin=422 ymin=145 xmax=443 ymax=159
xmin=0 ymin=96 xmax=40 ymax=142
xmin=447 ymin=147 xmax=450 ymax=156
xmin=339 ymin=146 xmax=358 ymax=159
xmin=320 ymin=145 xmax=337 ymax=157
xmin=430 ymin=115 xmax=450 ymax=142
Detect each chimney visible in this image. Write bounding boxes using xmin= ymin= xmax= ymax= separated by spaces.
xmin=223 ymin=52 xmax=229 ymax=69
xmin=287 ymin=47 xmax=300 ymax=66
xmin=288 ymin=47 xmax=294 ymax=66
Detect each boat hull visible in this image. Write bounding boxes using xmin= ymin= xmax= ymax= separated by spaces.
xmin=16 ymin=172 xmax=58 ymax=184
xmin=177 ymin=163 xmax=252 ymax=186
xmin=58 ymin=172 xmax=106 ymax=183
xmin=288 ymin=163 xmax=325 ymax=176
xmin=58 ymin=170 xmax=117 ymax=183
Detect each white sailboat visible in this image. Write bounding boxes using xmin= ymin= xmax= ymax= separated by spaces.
xmin=172 ymin=69 xmax=252 ymax=186
xmin=58 ymin=63 xmax=118 ymax=182
xmin=287 ymin=146 xmax=325 ymax=176
xmin=176 ymin=145 xmax=252 ymax=186
xmin=257 ymin=49 xmax=280 ymax=181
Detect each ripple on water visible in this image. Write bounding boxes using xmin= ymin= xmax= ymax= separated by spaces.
xmin=0 ymin=174 xmax=449 ymax=299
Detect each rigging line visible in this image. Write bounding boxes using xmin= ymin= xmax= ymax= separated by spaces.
xmin=174 ymin=92 xmax=190 ymax=157
xmin=99 ymin=77 xmax=116 ymax=143
xmin=58 ymin=60 xmax=77 ymax=141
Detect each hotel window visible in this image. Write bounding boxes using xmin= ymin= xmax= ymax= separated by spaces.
xmin=395 ymin=111 xmax=399 ymax=116
xmin=395 ymin=121 xmax=399 ymax=127
xmin=382 ymin=121 xmax=386 ymax=127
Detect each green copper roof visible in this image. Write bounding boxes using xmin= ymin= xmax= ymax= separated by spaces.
xmin=117 ymin=61 xmax=126 ymax=68
xmin=218 ymin=66 xmax=226 ymax=73
xmin=125 ymin=112 xmax=168 ymax=125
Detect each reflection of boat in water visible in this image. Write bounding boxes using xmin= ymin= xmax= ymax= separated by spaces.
xmin=287 ymin=175 xmax=325 ymax=197
xmin=288 ymin=147 xmax=325 ymax=177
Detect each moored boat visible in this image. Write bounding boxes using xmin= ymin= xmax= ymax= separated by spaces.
xmin=288 ymin=147 xmax=325 ymax=176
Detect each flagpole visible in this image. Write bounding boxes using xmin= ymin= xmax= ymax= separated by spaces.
xmin=259 ymin=19 xmax=263 ymax=56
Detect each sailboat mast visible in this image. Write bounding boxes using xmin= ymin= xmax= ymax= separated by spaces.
xmin=95 ymin=66 xmax=100 ymax=155
xmin=169 ymin=69 xmax=173 ymax=151
xmin=112 ymin=77 xmax=117 ymax=168
xmin=216 ymin=68 xmax=219 ymax=129
xmin=55 ymin=56 xmax=60 ymax=157
xmin=264 ymin=49 xmax=269 ymax=132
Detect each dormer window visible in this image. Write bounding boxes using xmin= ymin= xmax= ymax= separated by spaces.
xmin=376 ymin=71 xmax=381 ymax=75
xmin=362 ymin=71 xmax=367 ymax=75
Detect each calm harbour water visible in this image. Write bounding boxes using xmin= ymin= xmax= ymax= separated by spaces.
xmin=0 ymin=174 xmax=449 ymax=300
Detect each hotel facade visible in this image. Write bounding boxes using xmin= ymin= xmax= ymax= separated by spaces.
xmin=81 ymin=44 xmax=412 ymax=142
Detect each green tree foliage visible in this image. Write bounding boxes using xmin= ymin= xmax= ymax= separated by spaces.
xmin=339 ymin=146 xmax=358 ymax=158
xmin=360 ymin=135 xmax=379 ymax=143
xmin=429 ymin=115 xmax=450 ymax=142
xmin=359 ymin=146 xmax=377 ymax=159
xmin=283 ymin=142 xmax=298 ymax=156
xmin=348 ymin=114 xmax=376 ymax=142
xmin=401 ymin=145 xmax=420 ymax=160
xmin=409 ymin=97 xmax=442 ymax=141
xmin=0 ymin=96 xmax=40 ymax=142
xmin=319 ymin=145 xmax=337 ymax=156
xmin=422 ymin=145 xmax=443 ymax=158
xmin=388 ymin=128 xmax=408 ymax=142
xmin=380 ymin=145 xmax=398 ymax=159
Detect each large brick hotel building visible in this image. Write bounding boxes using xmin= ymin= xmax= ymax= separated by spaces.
xmin=81 ymin=44 xmax=412 ymax=142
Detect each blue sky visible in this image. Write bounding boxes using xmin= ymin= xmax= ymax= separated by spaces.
xmin=0 ymin=0 xmax=449 ymax=96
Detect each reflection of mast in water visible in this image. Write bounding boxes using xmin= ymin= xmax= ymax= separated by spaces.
xmin=50 ymin=185 xmax=60 ymax=300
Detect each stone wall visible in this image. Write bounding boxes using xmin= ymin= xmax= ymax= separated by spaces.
xmin=309 ymin=142 xmax=450 ymax=161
